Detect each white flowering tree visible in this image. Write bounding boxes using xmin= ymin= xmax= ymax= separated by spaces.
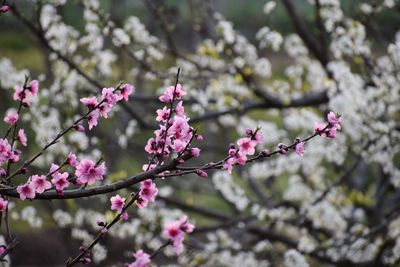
xmin=0 ymin=0 xmax=399 ymax=266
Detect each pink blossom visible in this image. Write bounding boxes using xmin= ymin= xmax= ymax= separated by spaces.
xmin=196 ymin=134 xmax=203 ymax=141
xmin=17 ymin=129 xmax=27 ymax=146
xmin=4 ymin=110 xmax=19 ymax=125
xmin=67 ymin=153 xmax=79 ymax=167
xmin=110 ymin=194 xmax=126 ymax=213
xmin=169 ymin=116 xmax=191 ymax=141
xmin=75 ymin=160 xmax=106 ymax=185
xmin=31 ymin=175 xmax=52 ymax=193
xmin=51 ymin=172 xmax=70 ymax=194
xmin=98 ymin=103 xmax=112 ymax=118
xmin=29 ymin=80 xmax=39 ymax=96
xmin=10 ymin=150 xmax=20 ymax=163
xmin=326 ymin=127 xmax=337 ymax=138
xmin=49 ymin=163 xmax=62 ymax=179
xmin=178 ymin=215 xmax=195 ymax=233
xmin=327 ymin=111 xmax=341 ymax=130
xmin=80 ymin=96 xmax=98 ymax=109
xmin=223 ymin=157 xmax=234 ymax=174
xmin=164 ymin=222 xmax=184 ymax=254
xmin=314 ymin=122 xmax=327 ymax=136
xmin=102 ymin=87 xmax=119 ymax=105
xmin=120 ymin=83 xmax=134 ymax=101
xmin=235 ymin=152 xmax=247 ymax=165
xmin=0 ymin=5 xmax=9 ymax=13
xmin=163 ymin=215 xmax=194 ymax=255
xmin=144 ymin=138 xmax=158 ymax=154
xmin=17 ymin=182 xmax=36 ymax=200
xmin=171 ymin=139 xmax=186 ymax=153
xmin=156 ymin=107 xmax=170 ymax=122
xmin=0 ymin=168 xmax=5 ymax=177
xmin=175 ymin=101 xmax=185 ymax=117
xmin=159 ymin=84 xmax=186 ymax=103
xmin=237 ymin=137 xmax=257 ymax=155
xmin=0 ymin=197 xmax=8 ymax=212
xmin=126 ymin=250 xmax=151 ymax=267
xmin=254 ymin=131 xmax=263 ymax=144
xmin=0 ymin=138 xmax=12 ymax=164
xmin=87 ymin=110 xmax=100 ymax=130
xmin=13 ymin=86 xmax=27 ymax=104
xmin=228 ymin=148 xmax=236 ymax=156
xmin=139 ymin=179 xmax=158 ymax=203
xmin=295 ymin=141 xmax=305 ymax=156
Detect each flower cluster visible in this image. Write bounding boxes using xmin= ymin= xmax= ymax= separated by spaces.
xmin=13 ymin=80 xmax=39 ymax=107
xmin=16 ymin=155 xmax=107 ymax=200
xmin=0 ymin=138 xmax=19 ymax=166
xmin=6 ymin=79 xmax=134 ymax=201
xmin=314 ymin=112 xmax=342 ymax=138
xmin=163 ymin=215 xmax=195 ymax=255
xmin=223 ymin=128 xmax=263 ymax=173
xmin=80 ymin=84 xmax=134 ymax=130
xmin=75 ymin=159 xmax=106 ymax=185
xmin=145 ymin=83 xmax=200 ymax=161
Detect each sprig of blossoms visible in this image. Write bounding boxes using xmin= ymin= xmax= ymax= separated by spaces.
xmin=140 ymin=80 xmax=202 ymax=207
xmin=223 ymin=127 xmax=263 ymax=173
xmin=314 ymin=111 xmax=342 ymax=139
xmin=80 ymin=83 xmax=134 ymax=130
xmin=11 ymin=82 xmax=133 ymax=200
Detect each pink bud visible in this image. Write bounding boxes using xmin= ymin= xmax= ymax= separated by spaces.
xmin=96 ymin=220 xmax=105 ymax=227
xmin=260 ymin=149 xmax=269 ymax=157
xmin=74 ymin=124 xmax=85 ymax=132
xmin=0 ymin=5 xmax=9 ymax=13
xmin=190 ymin=147 xmax=201 ymax=157
xmin=196 ymin=170 xmax=208 ymax=178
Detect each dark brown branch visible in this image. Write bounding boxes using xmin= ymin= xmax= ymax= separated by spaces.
xmin=281 ymin=0 xmax=329 ymax=66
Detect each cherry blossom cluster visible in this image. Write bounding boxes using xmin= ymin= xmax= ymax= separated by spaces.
xmin=0 ymin=80 xmax=37 ymax=173
xmin=80 ymin=84 xmax=134 ymax=130
xmin=223 ymin=128 xmax=263 ymax=173
xmin=145 ymin=84 xmax=201 ymax=162
xmin=140 ymin=82 xmax=201 ymax=205
xmin=16 ymin=150 xmax=107 ymax=200
xmin=314 ymin=112 xmax=342 ymax=139
xmin=0 ymin=79 xmax=39 ymax=210
xmin=136 ymin=179 xmax=158 ymax=208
